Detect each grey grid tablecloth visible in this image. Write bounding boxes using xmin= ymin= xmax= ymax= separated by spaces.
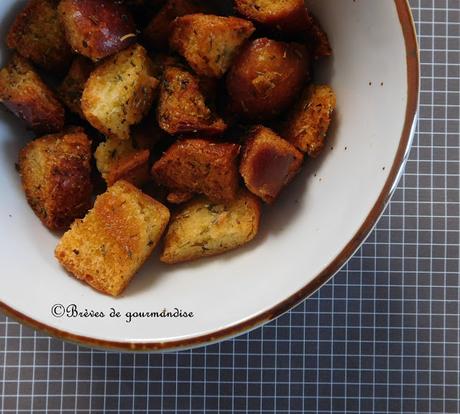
xmin=1 ymin=1 xmax=460 ymax=412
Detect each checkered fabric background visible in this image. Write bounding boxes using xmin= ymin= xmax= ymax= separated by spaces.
xmin=1 ymin=1 xmax=459 ymax=412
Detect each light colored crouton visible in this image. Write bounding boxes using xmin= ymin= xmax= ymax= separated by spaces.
xmin=81 ymin=44 xmax=159 ymax=140
xmin=240 ymin=126 xmax=303 ymax=203
xmin=152 ymin=138 xmax=240 ymax=203
xmin=7 ymin=0 xmax=72 ymax=73
xmin=19 ymin=128 xmax=93 ymax=230
xmin=283 ymin=85 xmax=336 ymax=157
xmin=0 ymin=54 xmax=65 ymax=133
xmin=157 ymin=66 xmax=226 ymax=135
xmin=55 ymin=180 xmax=170 ymax=296
xmin=161 ymin=191 xmax=260 ymax=264
xmin=170 ymin=14 xmax=255 ymax=78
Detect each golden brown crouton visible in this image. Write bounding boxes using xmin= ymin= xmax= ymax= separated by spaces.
xmin=19 ymin=129 xmax=93 ymax=230
xmin=55 ymin=180 xmax=170 ymax=296
xmin=0 ymin=54 xmax=65 ymax=133
xmin=152 ymin=138 xmax=240 ymax=203
xmin=7 ymin=0 xmax=73 ymax=74
xmin=283 ymin=85 xmax=336 ymax=157
xmin=170 ymin=14 xmax=255 ymax=78
xmin=58 ymin=0 xmax=137 ymax=61
xmin=58 ymin=56 xmax=94 ymax=117
xmin=157 ymin=66 xmax=226 ymax=135
xmin=234 ymin=0 xmax=309 ymax=34
xmin=161 ymin=191 xmax=260 ymax=264
xmin=240 ymin=126 xmax=303 ymax=203
xmin=95 ymin=138 xmax=150 ymax=187
xmin=81 ymin=44 xmax=159 ymax=140
xmin=226 ymin=38 xmax=310 ymax=121
xmin=144 ymin=0 xmax=205 ymax=50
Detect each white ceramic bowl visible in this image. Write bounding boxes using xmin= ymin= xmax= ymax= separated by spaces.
xmin=0 ymin=0 xmax=418 ymax=351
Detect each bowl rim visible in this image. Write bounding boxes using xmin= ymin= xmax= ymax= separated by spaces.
xmin=0 ymin=0 xmax=420 ymax=352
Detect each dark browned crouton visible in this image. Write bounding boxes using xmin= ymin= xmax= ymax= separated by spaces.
xmin=306 ymin=13 xmax=332 ymax=59
xmin=81 ymin=44 xmax=159 ymax=140
xmin=157 ymin=66 xmax=226 ymax=135
xmin=19 ymin=129 xmax=93 ymax=230
xmin=0 ymin=54 xmax=65 ymax=133
xmin=144 ymin=0 xmax=206 ymax=50
xmin=240 ymin=126 xmax=303 ymax=203
xmin=282 ymin=85 xmax=336 ymax=157
xmin=166 ymin=191 xmax=193 ymax=204
xmin=234 ymin=0 xmax=309 ymax=34
xmin=226 ymin=38 xmax=310 ymax=121
xmin=57 ymin=56 xmax=94 ymax=117
xmin=152 ymin=138 xmax=240 ymax=203
xmin=58 ymin=0 xmax=137 ymax=61
xmin=170 ymin=14 xmax=255 ymax=78
xmin=55 ymin=180 xmax=170 ymax=296
xmin=7 ymin=0 xmax=73 ymax=74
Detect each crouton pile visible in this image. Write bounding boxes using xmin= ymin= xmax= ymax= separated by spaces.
xmin=1 ymin=0 xmax=336 ymax=296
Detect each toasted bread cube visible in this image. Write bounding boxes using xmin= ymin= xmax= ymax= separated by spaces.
xmin=157 ymin=66 xmax=226 ymax=135
xmin=58 ymin=56 xmax=94 ymax=117
xmin=226 ymin=38 xmax=310 ymax=121
xmin=305 ymin=12 xmax=332 ymax=59
xmin=144 ymin=0 xmax=205 ymax=50
xmin=19 ymin=129 xmax=93 ymax=230
xmin=55 ymin=180 xmax=170 ymax=296
xmin=95 ymin=138 xmax=150 ymax=187
xmin=170 ymin=14 xmax=254 ymax=78
xmin=240 ymin=126 xmax=303 ymax=203
xmin=166 ymin=191 xmax=193 ymax=204
xmin=152 ymin=138 xmax=240 ymax=203
xmin=58 ymin=0 xmax=136 ymax=61
xmin=235 ymin=0 xmax=309 ymax=34
xmin=7 ymin=0 xmax=72 ymax=74
xmin=0 ymin=54 xmax=65 ymax=133
xmin=161 ymin=191 xmax=260 ymax=264
xmin=81 ymin=44 xmax=159 ymax=140
xmin=283 ymin=85 xmax=336 ymax=157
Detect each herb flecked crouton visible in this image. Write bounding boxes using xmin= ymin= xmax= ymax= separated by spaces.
xmin=81 ymin=44 xmax=159 ymax=140
xmin=144 ymin=0 xmax=205 ymax=50
xmin=58 ymin=0 xmax=137 ymax=61
xmin=55 ymin=180 xmax=170 ymax=296
xmin=152 ymin=138 xmax=240 ymax=203
xmin=282 ymin=85 xmax=336 ymax=157
xmin=240 ymin=126 xmax=303 ymax=203
xmin=7 ymin=0 xmax=73 ymax=74
xmin=95 ymin=138 xmax=150 ymax=187
xmin=161 ymin=191 xmax=261 ymax=264
xmin=170 ymin=14 xmax=255 ymax=78
xmin=58 ymin=56 xmax=94 ymax=117
xmin=19 ymin=129 xmax=93 ymax=230
xmin=157 ymin=66 xmax=226 ymax=135
xmin=0 ymin=54 xmax=65 ymax=133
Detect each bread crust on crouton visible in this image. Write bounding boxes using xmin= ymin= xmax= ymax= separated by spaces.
xmin=157 ymin=66 xmax=226 ymax=135
xmin=55 ymin=180 xmax=170 ymax=296
xmin=240 ymin=126 xmax=303 ymax=203
xmin=144 ymin=0 xmax=205 ymax=50
xmin=58 ymin=56 xmax=94 ymax=117
xmin=235 ymin=0 xmax=309 ymax=34
xmin=82 ymin=44 xmax=159 ymax=140
xmin=58 ymin=0 xmax=136 ymax=61
xmin=283 ymin=85 xmax=336 ymax=157
xmin=0 ymin=54 xmax=65 ymax=133
xmin=7 ymin=0 xmax=73 ymax=74
xmin=95 ymin=138 xmax=150 ymax=187
xmin=161 ymin=190 xmax=260 ymax=264
xmin=170 ymin=14 xmax=255 ymax=78
xmin=19 ymin=129 xmax=93 ymax=230
xmin=226 ymin=38 xmax=310 ymax=121
xmin=152 ymin=138 xmax=240 ymax=203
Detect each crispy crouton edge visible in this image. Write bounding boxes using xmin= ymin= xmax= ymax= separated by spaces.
xmin=0 ymin=0 xmax=418 ymax=352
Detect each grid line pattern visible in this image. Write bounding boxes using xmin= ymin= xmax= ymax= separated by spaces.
xmin=1 ymin=1 xmax=460 ymax=412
